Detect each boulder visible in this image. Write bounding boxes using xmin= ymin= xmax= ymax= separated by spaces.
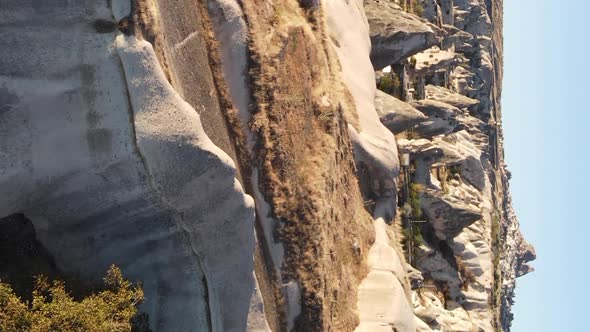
xmin=375 ymin=90 xmax=427 ymax=134
xmin=0 ymin=3 xmax=259 ymax=331
xmin=422 ymin=189 xmax=482 ymax=240
xmin=414 ymin=46 xmax=461 ymax=76
xmin=426 ymin=85 xmax=480 ymax=111
xmin=420 ymin=0 xmax=442 ymax=24
xmin=365 ymin=0 xmax=443 ymax=70
xmin=411 ymin=100 xmax=462 ymax=137
xmin=515 ymin=242 xmax=536 ymax=278
xmin=407 ymin=264 xmax=424 ymax=290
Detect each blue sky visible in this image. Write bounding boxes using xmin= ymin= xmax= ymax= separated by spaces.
xmin=503 ymin=0 xmax=589 ymax=331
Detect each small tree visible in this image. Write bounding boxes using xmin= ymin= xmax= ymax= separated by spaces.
xmin=410 ymin=183 xmax=424 ymax=219
xmin=412 ymin=0 xmax=424 ymax=17
xmin=378 ymin=73 xmax=401 ymax=94
xmin=0 ymin=265 xmax=145 ymax=332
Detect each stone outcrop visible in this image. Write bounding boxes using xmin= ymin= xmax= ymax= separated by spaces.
xmin=411 ymin=100 xmax=463 ymax=137
xmin=413 ymin=47 xmax=461 ymax=76
xmin=375 ymin=90 xmax=427 ymax=134
xmin=426 ymin=85 xmax=480 ymax=111
xmin=422 ymin=188 xmax=483 ymax=239
xmin=0 ymin=2 xmax=259 ymax=331
xmin=368 ymin=1 xmax=532 ymax=331
xmin=0 ymin=0 xmax=531 ymax=331
xmin=365 ymin=0 xmax=442 ymax=70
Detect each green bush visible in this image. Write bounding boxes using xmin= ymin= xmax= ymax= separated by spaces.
xmin=0 ymin=265 xmax=145 ymax=332
xmin=412 ymin=0 xmax=424 ymax=17
xmin=378 ymin=73 xmax=401 ymax=94
xmin=403 ymin=226 xmax=423 ymax=247
xmin=403 ymin=224 xmax=424 ymax=262
xmin=410 ymin=183 xmax=424 ymax=219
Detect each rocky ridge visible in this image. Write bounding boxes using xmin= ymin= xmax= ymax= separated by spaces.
xmin=367 ymin=0 xmax=533 ymax=331
xmin=0 ymin=0 xmax=531 ymax=331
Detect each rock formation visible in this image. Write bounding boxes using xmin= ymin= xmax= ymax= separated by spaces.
xmin=0 ymin=0 xmax=532 ymax=331
xmin=368 ymin=0 xmax=532 ymax=331
xmin=365 ymin=0 xmax=443 ymax=70
xmin=375 ymin=89 xmax=427 ymax=134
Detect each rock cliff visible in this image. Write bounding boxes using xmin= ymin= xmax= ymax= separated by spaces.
xmin=0 ymin=0 xmax=531 ymax=331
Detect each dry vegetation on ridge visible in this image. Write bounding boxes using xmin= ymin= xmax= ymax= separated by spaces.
xmin=239 ymin=1 xmax=374 ymax=331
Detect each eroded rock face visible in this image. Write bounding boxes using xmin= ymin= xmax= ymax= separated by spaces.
xmin=411 ymin=99 xmax=462 ymax=137
xmin=422 ymin=189 xmax=483 ymax=240
xmin=375 ymin=89 xmax=427 ymax=134
xmin=326 ymin=2 xmax=418 ymax=332
xmin=370 ymin=1 xmax=531 ymax=330
xmin=413 ymin=46 xmax=461 ymax=76
xmin=1 ymin=0 xmax=530 ymax=331
xmin=365 ymin=0 xmax=442 ymax=70
xmin=426 ymin=85 xmax=480 ymax=111
xmin=0 ymin=2 xmax=258 ymax=331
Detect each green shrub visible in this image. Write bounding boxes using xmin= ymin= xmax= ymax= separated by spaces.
xmin=378 ymin=73 xmax=401 ymax=94
xmin=412 ymin=0 xmax=424 ymax=17
xmin=0 ymin=265 xmax=145 ymax=332
xmin=410 ymin=183 xmax=424 ymax=219
xmin=402 ymin=224 xmax=424 ymax=262
xmin=403 ymin=226 xmax=423 ymax=247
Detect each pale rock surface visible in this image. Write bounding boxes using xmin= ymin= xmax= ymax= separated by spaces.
xmin=326 ymin=0 xmax=400 ymax=203
xmin=325 ymin=1 xmax=420 ymax=331
xmin=355 ymin=199 xmax=416 ymax=332
xmin=397 ymin=116 xmax=496 ymax=330
xmin=451 ymin=65 xmax=481 ymax=97
xmin=0 ymin=2 xmax=259 ymax=331
xmin=411 ymin=100 xmax=463 ymax=137
xmin=367 ymin=1 xmax=530 ymax=331
xmin=414 ymin=46 xmax=461 ymax=76
xmin=375 ymin=89 xmax=427 ymax=134
xmin=364 ymin=0 xmax=442 ymax=70
xmin=426 ymin=84 xmax=480 ymax=111
xmin=422 ymin=187 xmax=483 ymax=240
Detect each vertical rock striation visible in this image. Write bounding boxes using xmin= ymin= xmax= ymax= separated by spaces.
xmin=0 ymin=0 xmax=531 ymax=331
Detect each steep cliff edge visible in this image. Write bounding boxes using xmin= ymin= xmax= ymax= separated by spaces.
xmin=0 ymin=0 xmax=531 ymax=331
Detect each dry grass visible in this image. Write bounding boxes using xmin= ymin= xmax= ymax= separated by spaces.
xmin=239 ymin=1 xmax=374 ymax=330
xmin=133 ymin=0 xmax=174 ymax=83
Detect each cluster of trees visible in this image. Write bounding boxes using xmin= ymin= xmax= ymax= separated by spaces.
xmin=0 ymin=266 xmax=145 ymax=332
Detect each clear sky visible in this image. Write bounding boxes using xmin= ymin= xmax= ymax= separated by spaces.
xmin=503 ymin=0 xmax=589 ymax=331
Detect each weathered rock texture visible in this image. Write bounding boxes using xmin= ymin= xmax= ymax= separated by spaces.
xmin=375 ymin=90 xmax=427 ymax=134
xmin=0 ymin=0 xmax=530 ymax=331
xmin=367 ymin=0 xmax=533 ymax=331
xmin=365 ymin=0 xmax=442 ymax=70
xmin=0 ymin=2 xmax=259 ymax=331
